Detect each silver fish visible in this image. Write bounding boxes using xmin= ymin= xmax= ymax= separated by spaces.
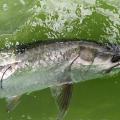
xmin=0 ymin=40 xmax=120 ymax=119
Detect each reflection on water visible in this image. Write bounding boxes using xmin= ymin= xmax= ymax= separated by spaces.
xmin=0 ymin=0 xmax=120 ymax=120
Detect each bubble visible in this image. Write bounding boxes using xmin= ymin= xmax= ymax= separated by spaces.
xmin=27 ymin=115 xmax=32 ymax=120
xmin=19 ymin=0 xmax=25 ymax=5
xmin=3 ymin=3 xmax=8 ymax=11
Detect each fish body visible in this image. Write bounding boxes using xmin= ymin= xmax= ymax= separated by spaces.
xmin=0 ymin=40 xmax=120 ymax=119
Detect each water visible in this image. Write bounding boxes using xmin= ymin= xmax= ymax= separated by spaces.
xmin=0 ymin=0 xmax=120 ymax=120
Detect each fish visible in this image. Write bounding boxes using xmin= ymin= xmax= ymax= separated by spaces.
xmin=0 ymin=40 xmax=120 ymax=120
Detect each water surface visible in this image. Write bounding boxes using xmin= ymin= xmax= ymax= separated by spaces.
xmin=0 ymin=0 xmax=120 ymax=120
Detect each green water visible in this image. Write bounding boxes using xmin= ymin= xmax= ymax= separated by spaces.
xmin=0 ymin=0 xmax=120 ymax=120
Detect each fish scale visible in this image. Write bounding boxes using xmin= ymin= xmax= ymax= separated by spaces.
xmin=0 ymin=40 xmax=120 ymax=120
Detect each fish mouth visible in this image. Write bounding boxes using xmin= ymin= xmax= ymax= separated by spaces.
xmin=103 ymin=63 xmax=120 ymax=73
xmin=70 ymin=61 xmax=120 ymax=83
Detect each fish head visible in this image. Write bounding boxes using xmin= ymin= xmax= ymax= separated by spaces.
xmin=70 ymin=42 xmax=120 ymax=82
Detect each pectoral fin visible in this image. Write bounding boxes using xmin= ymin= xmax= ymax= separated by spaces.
xmin=51 ymin=82 xmax=73 ymax=120
xmin=6 ymin=95 xmax=21 ymax=112
xmin=50 ymin=55 xmax=80 ymax=119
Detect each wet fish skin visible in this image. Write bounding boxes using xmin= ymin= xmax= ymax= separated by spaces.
xmin=0 ymin=40 xmax=120 ymax=97
xmin=0 ymin=40 xmax=120 ymax=119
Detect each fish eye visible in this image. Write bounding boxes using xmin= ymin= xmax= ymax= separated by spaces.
xmin=111 ymin=55 xmax=120 ymax=63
